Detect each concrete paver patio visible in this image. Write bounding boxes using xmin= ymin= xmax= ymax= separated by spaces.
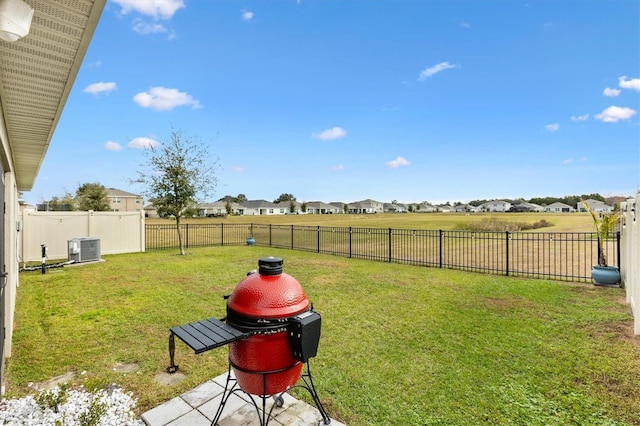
xmin=141 ymin=371 xmax=345 ymax=426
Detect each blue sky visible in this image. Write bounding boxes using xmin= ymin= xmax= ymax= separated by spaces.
xmin=25 ymin=0 xmax=640 ymax=206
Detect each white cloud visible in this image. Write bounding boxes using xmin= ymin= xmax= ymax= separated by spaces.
xmin=128 ymin=137 xmax=160 ymax=149
xmin=460 ymin=22 xmax=470 ymax=29
xmin=619 ymin=76 xmax=640 ymax=91
xmin=386 ymin=156 xmax=410 ymax=168
xmin=571 ymin=114 xmax=589 ymax=122
xmin=112 ymin=0 xmax=184 ymax=19
xmin=545 ymin=123 xmax=560 ymax=132
xmin=83 ymin=81 xmax=117 ymax=95
xmin=104 ymin=141 xmax=122 ymax=151
xmin=418 ymin=62 xmax=457 ymax=81
xmin=241 ymin=9 xmax=254 ymax=21
xmin=133 ymin=87 xmax=202 ymax=111
xmin=332 ymin=164 xmax=344 ymax=171
xmin=133 ymin=19 xmax=167 ymax=35
xmin=232 ymin=166 xmax=244 ymax=172
xmin=603 ymin=87 xmax=621 ymax=97
xmin=311 ymin=126 xmax=347 ymax=141
xmin=595 ymin=106 xmax=637 ymax=123
xmin=562 ymin=158 xmax=573 ymax=165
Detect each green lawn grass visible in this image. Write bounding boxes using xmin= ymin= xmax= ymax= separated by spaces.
xmin=6 ymin=246 xmax=639 ymax=425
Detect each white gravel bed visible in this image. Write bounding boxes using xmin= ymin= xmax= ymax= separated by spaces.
xmin=0 ymin=385 xmax=145 ymax=426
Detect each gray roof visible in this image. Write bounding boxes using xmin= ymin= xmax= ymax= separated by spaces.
xmin=242 ymin=200 xmax=281 ymax=208
xmin=106 ymin=188 xmax=141 ymax=198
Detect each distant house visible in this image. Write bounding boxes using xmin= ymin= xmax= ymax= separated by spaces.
xmin=384 ymin=203 xmax=408 ymax=213
xmin=454 ymin=204 xmax=479 ymax=213
xmin=305 ymin=201 xmax=341 ymax=214
xmin=328 ymin=202 xmax=348 ymax=213
xmin=106 ymin=188 xmax=143 ymax=212
xmin=415 ymin=202 xmax=437 ymax=213
xmin=436 ymin=204 xmax=453 ymax=213
xmin=578 ymin=199 xmax=614 ymax=213
xmin=545 ymin=202 xmax=575 ymax=213
xmin=347 ymin=199 xmax=384 ymax=214
xmin=144 ymin=204 xmax=158 ymax=218
xmin=479 ymin=200 xmax=512 ymax=212
xmin=198 ymin=201 xmax=242 ymax=216
xmin=510 ymin=201 xmax=545 ymax=212
xmin=241 ymin=200 xmax=290 ymax=215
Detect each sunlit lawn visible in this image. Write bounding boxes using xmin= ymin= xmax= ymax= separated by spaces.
xmin=6 ymin=246 xmax=639 ymax=425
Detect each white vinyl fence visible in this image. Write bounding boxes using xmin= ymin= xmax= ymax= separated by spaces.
xmin=620 ymin=192 xmax=640 ymax=335
xmin=20 ymin=210 xmax=145 ymax=263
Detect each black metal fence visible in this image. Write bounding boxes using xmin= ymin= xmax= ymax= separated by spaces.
xmin=146 ymin=223 xmax=620 ymax=283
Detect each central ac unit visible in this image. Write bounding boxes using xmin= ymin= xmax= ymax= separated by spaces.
xmin=68 ymin=237 xmax=101 ymax=263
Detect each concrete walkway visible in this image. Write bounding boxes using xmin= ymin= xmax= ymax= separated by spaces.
xmin=141 ymin=371 xmax=345 ymax=426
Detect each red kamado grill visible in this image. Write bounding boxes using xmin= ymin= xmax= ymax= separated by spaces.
xmin=167 ymin=257 xmax=330 ymax=426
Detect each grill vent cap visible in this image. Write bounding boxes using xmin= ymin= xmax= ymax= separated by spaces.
xmin=258 ymin=256 xmax=283 ymax=275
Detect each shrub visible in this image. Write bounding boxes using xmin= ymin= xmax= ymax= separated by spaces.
xmin=455 ymin=218 xmax=553 ymax=232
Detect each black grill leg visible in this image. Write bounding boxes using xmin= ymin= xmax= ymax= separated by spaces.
xmin=301 ymin=361 xmax=331 ymax=425
xmin=167 ymin=333 xmax=179 ymax=374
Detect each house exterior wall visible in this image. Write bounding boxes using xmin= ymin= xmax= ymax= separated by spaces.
xmin=1 ymin=114 xmax=21 ymax=372
xmin=108 ymin=195 xmax=143 ymax=212
xmin=481 ymin=201 xmax=512 ymax=212
xmin=545 ymin=203 xmax=575 ymax=213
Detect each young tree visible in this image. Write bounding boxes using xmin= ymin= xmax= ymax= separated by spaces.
xmin=46 ymin=192 xmax=76 ymax=211
xmin=76 ymin=183 xmax=109 ymax=211
xmin=133 ymin=129 xmax=219 ymax=255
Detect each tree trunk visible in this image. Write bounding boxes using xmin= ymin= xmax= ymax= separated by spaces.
xmin=597 ymin=238 xmax=607 ymax=267
xmin=176 ymin=216 xmax=185 ymax=255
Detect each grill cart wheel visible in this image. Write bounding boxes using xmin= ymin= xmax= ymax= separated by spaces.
xmin=273 ymin=395 xmax=284 ymax=408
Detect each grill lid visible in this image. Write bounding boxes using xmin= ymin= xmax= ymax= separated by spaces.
xmin=226 ymin=257 xmax=310 ymax=320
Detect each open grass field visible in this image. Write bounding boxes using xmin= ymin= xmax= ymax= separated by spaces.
xmin=147 ymin=212 xmax=596 ymax=233
xmin=6 ymin=246 xmax=639 ymax=425
xmin=145 ymin=212 xmax=606 ymax=282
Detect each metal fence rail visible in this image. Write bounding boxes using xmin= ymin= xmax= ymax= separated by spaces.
xmin=146 ymin=223 xmax=620 ymax=283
